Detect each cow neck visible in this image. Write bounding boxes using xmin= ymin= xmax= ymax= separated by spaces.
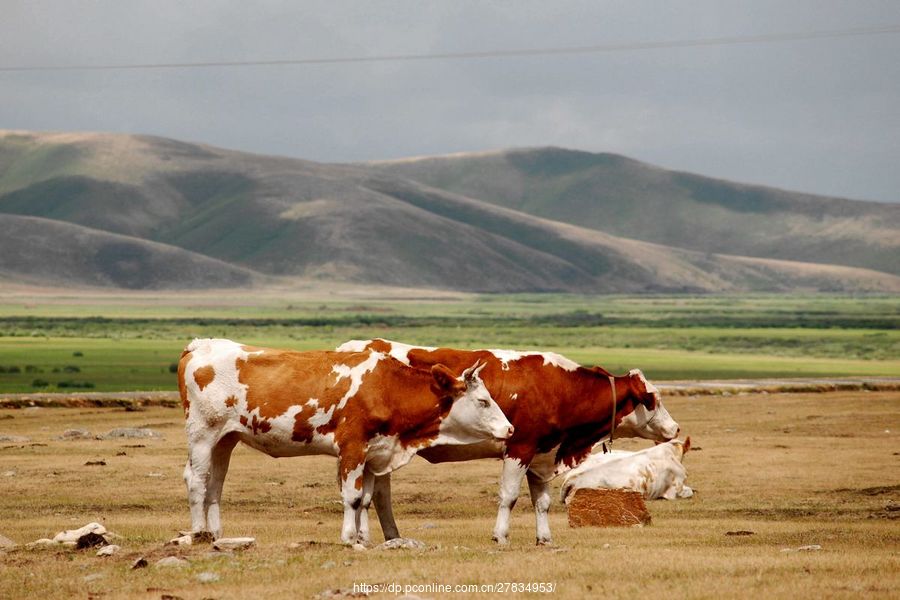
xmin=379 ymin=368 xmax=452 ymax=447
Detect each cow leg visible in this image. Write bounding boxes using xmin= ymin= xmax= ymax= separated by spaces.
xmin=356 ymin=468 xmax=376 ymax=545
xmin=184 ymin=437 xmax=215 ymax=535
xmin=204 ymin=433 xmax=238 ymax=540
xmin=492 ymin=457 xmax=528 ymax=545
xmin=526 ymin=468 xmax=555 ymax=546
xmin=339 ymin=457 xmax=366 ymax=545
xmin=372 ymin=472 xmax=401 ymax=541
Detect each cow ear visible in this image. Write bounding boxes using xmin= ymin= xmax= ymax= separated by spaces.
xmin=431 ymin=364 xmax=465 ymax=396
xmin=682 ymin=436 xmax=691 ymax=455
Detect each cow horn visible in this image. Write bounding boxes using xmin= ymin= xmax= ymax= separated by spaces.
xmin=463 ymin=360 xmax=485 ymax=383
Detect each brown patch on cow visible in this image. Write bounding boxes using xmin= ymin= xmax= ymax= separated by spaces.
xmin=243 ymin=413 xmax=272 ymax=435
xmin=292 ymin=403 xmax=319 ymax=443
xmin=224 ymin=395 xmax=237 ymax=408
xmin=193 ymin=365 xmax=215 ymax=391
xmin=177 ymin=351 xmax=192 ymax=417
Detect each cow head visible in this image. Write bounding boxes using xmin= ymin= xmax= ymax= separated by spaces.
xmin=613 ymin=369 xmax=679 ymax=442
xmin=431 ymin=361 xmax=515 ymax=444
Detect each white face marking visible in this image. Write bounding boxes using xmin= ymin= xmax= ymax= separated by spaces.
xmin=433 ymin=372 xmax=513 ymax=446
xmin=331 ymin=350 xmax=384 ymax=410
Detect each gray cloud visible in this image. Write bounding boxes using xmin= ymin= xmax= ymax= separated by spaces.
xmin=1 ymin=0 xmax=898 ymax=202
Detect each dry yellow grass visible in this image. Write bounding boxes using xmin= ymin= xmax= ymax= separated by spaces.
xmin=1 ymin=391 xmax=898 ymax=599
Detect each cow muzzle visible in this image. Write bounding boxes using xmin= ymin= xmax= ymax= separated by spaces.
xmin=495 ymin=424 xmax=515 ymax=441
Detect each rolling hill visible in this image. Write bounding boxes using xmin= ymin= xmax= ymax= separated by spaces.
xmin=1 ymin=130 xmax=897 ymax=293
xmin=365 ymin=147 xmax=900 ymax=276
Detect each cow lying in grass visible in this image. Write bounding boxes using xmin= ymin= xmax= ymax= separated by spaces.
xmin=560 ymin=438 xmax=693 ymax=503
xmin=177 ymin=338 xmax=513 ymax=545
xmin=337 ymin=338 xmax=680 ymax=545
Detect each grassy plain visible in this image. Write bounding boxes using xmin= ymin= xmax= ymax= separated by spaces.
xmin=0 ymin=291 xmax=897 ymax=393
xmin=0 ymin=391 xmax=897 ymax=599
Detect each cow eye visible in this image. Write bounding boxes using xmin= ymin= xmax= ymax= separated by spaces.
xmin=477 ymin=398 xmax=490 ymax=408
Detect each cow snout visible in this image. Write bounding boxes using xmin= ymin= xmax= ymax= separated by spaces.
xmin=499 ymin=425 xmax=515 ymax=440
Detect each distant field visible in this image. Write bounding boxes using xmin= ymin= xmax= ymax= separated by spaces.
xmin=0 ymin=292 xmax=897 ymax=392
xmin=0 ymin=391 xmax=897 ymax=598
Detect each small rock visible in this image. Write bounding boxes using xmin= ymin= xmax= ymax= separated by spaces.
xmin=147 ymin=472 xmax=165 ymax=478
xmin=84 ymin=460 xmax=106 ymax=466
xmin=375 ymin=537 xmax=427 ymax=550
xmin=99 ymin=428 xmax=162 ymax=440
xmin=2 ymin=470 xmax=15 ymax=477
xmin=58 ymin=429 xmax=93 ymax=441
xmin=116 ymin=451 xmax=127 ymax=456
xmin=167 ymin=534 xmax=192 ymax=546
xmin=0 ymin=434 xmax=30 ymax=443
xmin=155 ymin=556 xmax=189 ymax=568
xmin=197 ymin=571 xmax=220 ymax=583
xmin=27 ymin=538 xmax=56 ymax=548
xmin=53 ymin=522 xmax=107 ymax=544
xmin=0 ymin=533 xmax=17 ymax=550
xmin=320 ymin=560 xmax=337 ymax=569
xmin=130 ymin=556 xmax=148 ymax=569
xmin=420 ymin=522 xmax=437 ymax=529
xmin=96 ymin=544 xmax=120 ymax=556
xmin=797 ymin=544 xmax=822 ymax=551
xmin=351 ymin=543 xmax=367 ymax=552
xmin=212 ymin=537 xmax=255 ymax=551
xmin=725 ymin=530 xmax=756 ymax=536
xmin=602 ymin=543 xmax=611 ymax=549
xmin=83 ymin=573 xmax=104 ymax=583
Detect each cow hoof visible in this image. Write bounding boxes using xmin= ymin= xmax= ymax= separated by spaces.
xmin=536 ymin=538 xmax=553 ymax=546
xmin=491 ymin=535 xmax=509 ymax=546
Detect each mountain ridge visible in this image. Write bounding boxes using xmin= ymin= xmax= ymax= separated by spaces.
xmin=1 ymin=130 xmax=897 ymax=293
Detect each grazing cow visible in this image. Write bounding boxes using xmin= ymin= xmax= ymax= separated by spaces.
xmin=336 ymin=339 xmax=680 ymax=545
xmin=560 ymin=438 xmax=693 ymax=503
xmin=177 ymin=338 xmax=513 ymax=545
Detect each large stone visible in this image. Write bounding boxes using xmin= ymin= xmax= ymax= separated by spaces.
xmin=96 ymin=544 xmax=120 ymax=557
xmin=166 ymin=534 xmax=192 ymax=546
xmin=375 ymin=537 xmax=427 ymax=550
xmin=155 ymin=556 xmax=190 ymax=568
xmin=567 ymin=488 xmax=651 ymax=528
xmin=53 ymin=522 xmax=107 ymax=544
xmin=99 ymin=428 xmax=162 ymax=440
xmin=212 ymin=537 xmax=255 ymax=551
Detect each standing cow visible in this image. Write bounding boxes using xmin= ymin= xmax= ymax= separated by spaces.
xmin=337 ymin=339 xmax=680 ymax=545
xmin=177 ymin=338 xmax=513 ymax=545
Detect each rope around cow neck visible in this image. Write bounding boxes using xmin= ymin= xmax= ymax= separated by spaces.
xmin=606 ymin=375 xmax=617 ymax=452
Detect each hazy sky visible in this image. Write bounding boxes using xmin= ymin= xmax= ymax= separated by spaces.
xmin=2 ymin=1 xmax=899 ymax=202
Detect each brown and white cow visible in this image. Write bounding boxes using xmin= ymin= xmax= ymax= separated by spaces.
xmin=177 ymin=338 xmax=513 ymax=545
xmin=336 ymin=339 xmax=680 ymax=545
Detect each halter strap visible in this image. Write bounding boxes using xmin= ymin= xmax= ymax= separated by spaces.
xmin=606 ymin=375 xmax=617 ymax=452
